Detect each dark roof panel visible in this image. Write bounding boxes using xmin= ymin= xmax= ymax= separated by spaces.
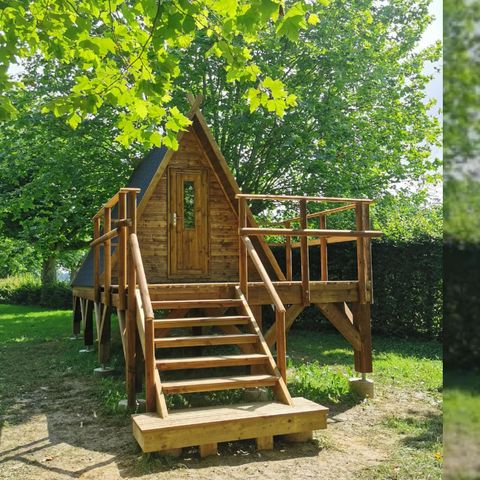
xmin=71 ymin=147 xmax=167 ymax=287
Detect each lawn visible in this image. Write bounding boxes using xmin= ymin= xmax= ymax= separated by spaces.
xmin=0 ymin=303 xmax=442 ymax=479
xmin=443 ymin=371 xmax=480 ymax=479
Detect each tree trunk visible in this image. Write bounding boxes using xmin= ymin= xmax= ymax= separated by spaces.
xmin=41 ymin=255 xmax=57 ymax=285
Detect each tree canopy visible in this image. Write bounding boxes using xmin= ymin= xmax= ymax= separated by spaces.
xmin=0 ymin=60 xmax=133 ymax=281
xmin=175 ymin=0 xmax=440 ymax=201
xmin=0 ymin=0 xmax=442 ymax=283
xmin=1 ymin=0 xmax=325 ymax=147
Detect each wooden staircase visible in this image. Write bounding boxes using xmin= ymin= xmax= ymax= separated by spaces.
xmin=147 ymin=292 xmax=293 ymax=404
xmin=129 ymin=234 xmax=328 ymax=456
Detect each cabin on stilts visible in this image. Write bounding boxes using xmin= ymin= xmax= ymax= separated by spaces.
xmin=71 ymin=95 xmax=382 ymax=457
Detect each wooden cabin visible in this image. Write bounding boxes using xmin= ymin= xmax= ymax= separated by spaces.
xmin=71 ymin=96 xmax=382 ymax=457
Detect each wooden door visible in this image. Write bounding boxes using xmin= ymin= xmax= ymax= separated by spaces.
xmin=168 ymin=168 xmax=209 ymax=277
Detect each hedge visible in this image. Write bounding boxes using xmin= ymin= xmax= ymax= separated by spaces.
xmin=0 ymin=275 xmax=71 ymax=310
xmin=270 ymin=239 xmax=442 ymax=340
xmin=0 ymin=240 xmax=442 ymax=340
xmin=444 ymin=243 xmax=480 ymax=368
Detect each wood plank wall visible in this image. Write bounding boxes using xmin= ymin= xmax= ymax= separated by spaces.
xmin=112 ymin=127 xmax=250 ymax=284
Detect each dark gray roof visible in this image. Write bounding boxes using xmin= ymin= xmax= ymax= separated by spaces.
xmin=71 ymin=147 xmax=167 ymax=287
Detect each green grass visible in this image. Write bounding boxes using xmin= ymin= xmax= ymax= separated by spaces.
xmin=443 ymin=370 xmax=480 ymax=479
xmin=0 ymin=303 xmax=127 ymax=422
xmin=287 ymin=329 xmax=442 ymax=400
xmin=0 ymin=303 xmax=443 ymax=479
xmin=444 ymin=371 xmax=480 ymax=435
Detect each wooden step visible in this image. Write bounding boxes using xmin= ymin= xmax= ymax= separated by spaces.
xmin=155 ymin=333 xmax=258 ymax=348
xmin=132 ymin=397 xmax=329 ymax=453
xmin=161 ymin=374 xmax=278 ymax=394
xmin=151 ymin=299 xmax=243 ymax=310
xmin=154 ymin=316 xmax=250 ymax=329
xmin=156 ymin=354 xmax=268 ymax=371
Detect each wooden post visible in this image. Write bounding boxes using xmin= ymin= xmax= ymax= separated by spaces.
xmin=285 ymin=220 xmax=292 ymax=281
xmin=84 ymin=300 xmax=94 ymax=346
xmin=98 ymin=306 xmax=111 ymax=364
xmin=238 ymin=197 xmax=248 ymax=299
xmin=118 ymin=192 xmax=127 ymax=310
xmin=355 ymin=203 xmax=368 ymax=304
xmin=73 ymin=296 xmax=81 ymax=335
xmin=93 ymin=217 xmax=101 ymax=302
xmin=364 ymin=204 xmax=373 ymax=303
xmin=319 ymin=215 xmax=328 ymax=281
xmin=353 ymin=302 xmax=373 ymax=373
xmin=276 ymin=309 xmax=287 ymax=382
xmin=126 ymin=190 xmax=138 ymax=409
xmin=299 ymin=199 xmax=310 ymax=306
xmin=104 ymin=207 xmax=111 ymax=306
xmin=130 ymin=234 xmax=157 ymax=413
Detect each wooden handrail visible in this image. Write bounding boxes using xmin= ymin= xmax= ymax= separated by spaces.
xmin=129 ymin=234 xmax=154 ymax=319
xmin=241 ymin=227 xmax=382 ymax=238
xmin=236 ymin=194 xmax=373 ymax=203
xmin=280 ymin=203 xmax=357 ymax=224
xmin=129 ymin=232 xmax=155 ymax=412
xmin=241 ymin=235 xmax=287 ymax=381
xmin=90 ymin=227 xmax=119 ymax=247
xmin=93 ymin=188 xmax=141 ymax=219
xmin=242 ymin=237 xmax=286 ymax=313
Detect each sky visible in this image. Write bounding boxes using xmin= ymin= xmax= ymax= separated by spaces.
xmin=421 ymin=0 xmax=443 ymax=115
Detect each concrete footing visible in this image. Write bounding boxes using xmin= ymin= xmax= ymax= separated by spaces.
xmin=349 ymin=377 xmax=374 ymax=399
xmin=118 ymin=398 xmax=146 ymax=413
xmin=93 ymin=366 xmax=115 ymax=377
xmin=244 ymin=387 xmax=269 ymax=402
xmin=79 ymin=345 xmax=94 ymax=353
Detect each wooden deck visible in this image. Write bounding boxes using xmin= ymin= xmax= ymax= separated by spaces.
xmin=73 ymin=280 xmax=361 ymax=305
xmin=132 ymin=397 xmax=328 ymax=455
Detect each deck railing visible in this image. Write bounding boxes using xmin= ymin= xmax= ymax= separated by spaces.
xmin=237 ymin=194 xmax=382 ymax=306
xmin=90 ymin=187 xmax=144 ymax=408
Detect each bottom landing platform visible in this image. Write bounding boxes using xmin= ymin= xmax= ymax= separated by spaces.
xmin=132 ymin=397 xmax=328 ymax=455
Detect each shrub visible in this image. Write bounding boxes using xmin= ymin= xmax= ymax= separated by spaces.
xmin=444 ymin=242 xmax=480 ymax=368
xmin=0 ymin=275 xmax=71 ymax=309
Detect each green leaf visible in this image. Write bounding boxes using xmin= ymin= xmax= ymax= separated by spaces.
xmin=276 ymin=2 xmax=307 ymax=41
xmin=163 ymin=131 xmax=179 ymax=150
xmin=67 ymin=112 xmax=81 ymax=129
xmin=308 ymin=13 xmax=319 ymax=25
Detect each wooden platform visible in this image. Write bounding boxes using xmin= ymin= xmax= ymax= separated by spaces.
xmin=132 ymin=397 xmax=328 ymax=453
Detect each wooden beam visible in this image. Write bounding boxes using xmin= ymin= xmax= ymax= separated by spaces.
xmin=236 ymin=193 xmax=373 ymax=203
xmin=118 ymin=192 xmax=127 ymax=310
xmin=281 ymin=203 xmax=357 ymax=224
xmin=285 ymin=221 xmax=292 ymax=281
xmin=299 ymin=199 xmax=310 ymax=306
xmin=264 ymin=304 xmax=305 ymax=348
xmin=241 ymin=227 xmax=382 ymax=238
xmin=93 ymin=217 xmax=101 ymax=302
xmin=320 ymin=215 xmax=328 ymax=281
xmin=126 ymin=191 xmax=138 ymax=409
xmin=104 ymin=207 xmax=112 ymax=306
xmin=315 ymin=302 xmax=362 ymax=351
xmin=239 ymin=198 xmax=248 ymax=297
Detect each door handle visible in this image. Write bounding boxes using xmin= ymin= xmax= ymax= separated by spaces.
xmin=172 ymin=212 xmax=177 ymax=226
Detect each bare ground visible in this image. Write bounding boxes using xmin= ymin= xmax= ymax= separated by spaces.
xmin=0 ymin=374 xmax=440 ymax=480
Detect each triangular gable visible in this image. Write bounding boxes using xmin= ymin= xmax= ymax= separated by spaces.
xmin=137 ymin=102 xmax=285 ymax=281
xmin=72 ymin=100 xmax=285 ymax=286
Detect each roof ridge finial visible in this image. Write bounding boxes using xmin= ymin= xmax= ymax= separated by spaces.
xmin=186 ymin=93 xmax=204 ymax=114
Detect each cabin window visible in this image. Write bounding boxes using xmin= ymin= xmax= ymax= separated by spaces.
xmin=183 ymin=180 xmax=195 ymax=229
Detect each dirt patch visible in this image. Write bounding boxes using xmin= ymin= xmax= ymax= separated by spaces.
xmin=0 ymin=373 xmax=439 ymax=480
